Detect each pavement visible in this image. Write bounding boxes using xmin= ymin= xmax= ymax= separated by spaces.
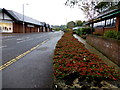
xmin=73 ymin=34 xmax=120 ymax=74
xmin=2 ymin=31 xmax=64 ymax=89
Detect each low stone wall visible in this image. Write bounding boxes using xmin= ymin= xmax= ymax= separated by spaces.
xmin=86 ymin=35 xmax=120 ymax=66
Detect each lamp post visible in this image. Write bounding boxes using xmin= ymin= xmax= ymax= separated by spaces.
xmin=22 ymin=4 xmax=28 ymax=33
xmin=23 ymin=4 xmax=24 ymax=33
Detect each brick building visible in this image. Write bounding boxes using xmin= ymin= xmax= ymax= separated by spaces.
xmin=0 ymin=8 xmax=52 ymax=33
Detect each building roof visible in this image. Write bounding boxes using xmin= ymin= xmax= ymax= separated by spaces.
xmin=94 ymin=8 xmax=120 ymax=19
xmin=85 ymin=8 xmax=120 ymax=25
xmin=2 ymin=8 xmax=44 ymax=26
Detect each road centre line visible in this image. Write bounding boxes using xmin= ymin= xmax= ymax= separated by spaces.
xmin=0 ymin=39 xmax=49 ymax=70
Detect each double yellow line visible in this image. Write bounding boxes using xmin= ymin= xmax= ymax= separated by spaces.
xmin=0 ymin=39 xmax=49 ymax=70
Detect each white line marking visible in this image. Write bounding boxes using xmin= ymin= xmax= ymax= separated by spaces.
xmin=3 ymin=36 xmax=13 ymax=38
xmin=27 ymin=37 xmax=29 ymax=38
xmin=0 ymin=45 xmax=7 ymax=48
xmin=4 ymin=39 xmax=14 ymax=41
xmin=17 ymin=38 xmax=34 ymax=43
xmin=17 ymin=38 xmax=23 ymax=40
xmin=16 ymin=37 xmax=26 ymax=41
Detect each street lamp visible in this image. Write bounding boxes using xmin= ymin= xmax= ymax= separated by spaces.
xmin=23 ymin=3 xmax=29 ymax=33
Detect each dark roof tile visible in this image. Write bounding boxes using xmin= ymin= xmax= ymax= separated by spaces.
xmin=4 ymin=8 xmax=43 ymax=26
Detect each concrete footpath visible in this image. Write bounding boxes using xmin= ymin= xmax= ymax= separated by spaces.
xmin=73 ymin=34 xmax=120 ymax=74
xmin=2 ymin=31 xmax=64 ymax=88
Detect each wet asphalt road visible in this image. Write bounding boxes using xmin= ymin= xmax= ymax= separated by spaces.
xmin=2 ymin=32 xmax=56 ymax=64
xmin=1 ymin=31 xmax=64 ymax=88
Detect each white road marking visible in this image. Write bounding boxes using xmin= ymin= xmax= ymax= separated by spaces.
xmin=0 ymin=45 xmax=7 ymax=48
xmin=26 ymin=38 xmax=33 ymax=41
xmin=17 ymin=38 xmax=34 ymax=43
xmin=17 ymin=37 xmax=30 ymax=41
xmin=2 ymin=36 xmax=14 ymax=39
xmin=16 ymin=35 xmax=47 ymax=44
xmin=36 ymin=36 xmax=42 ymax=39
xmin=36 ymin=35 xmax=46 ymax=39
xmin=17 ymin=40 xmax=26 ymax=43
xmin=4 ymin=39 xmax=14 ymax=41
xmin=16 ymin=38 xmax=23 ymax=40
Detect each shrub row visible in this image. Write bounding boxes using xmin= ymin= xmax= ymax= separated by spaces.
xmin=74 ymin=27 xmax=93 ymax=35
xmin=104 ymin=30 xmax=120 ymax=40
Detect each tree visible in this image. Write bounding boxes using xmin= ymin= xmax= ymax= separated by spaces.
xmin=95 ymin=2 xmax=110 ymax=13
xmin=65 ymin=0 xmax=98 ymax=20
xmin=75 ymin=20 xmax=83 ymax=26
xmin=67 ymin=21 xmax=75 ymax=29
xmin=95 ymin=1 xmax=120 ymax=13
xmin=60 ymin=25 xmax=66 ymax=30
xmin=65 ymin=0 xmax=120 ymax=20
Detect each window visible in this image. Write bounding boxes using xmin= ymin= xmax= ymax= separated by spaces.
xmin=93 ymin=20 xmax=105 ymax=28
xmin=106 ymin=19 xmax=111 ymax=26
xmin=112 ymin=17 xmax=116 ymax=26
xmin=90 ymin=24 xmax=92 ymax=27
xmin=0 ymin=22 xmax=13 ymax=32
xmin=93 ymin=17 xmax=116 ymax=28
xmin=105 ymin=17 xmax=116 ymax=27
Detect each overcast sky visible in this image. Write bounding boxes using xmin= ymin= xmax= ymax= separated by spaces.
xmin=0 ymin=0 xmax=86 ymax=25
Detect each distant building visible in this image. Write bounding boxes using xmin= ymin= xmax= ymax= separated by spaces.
xmin=0 ymin=8 xmax=51 ymax=33
xmin=85 ymin=8 xmax=120 ymax=35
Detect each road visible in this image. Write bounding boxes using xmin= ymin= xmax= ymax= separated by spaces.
xmin=2 ymin=32 xmax=55 ymax=64
xmin=1 ymin=31 xmax=63 ymax=88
